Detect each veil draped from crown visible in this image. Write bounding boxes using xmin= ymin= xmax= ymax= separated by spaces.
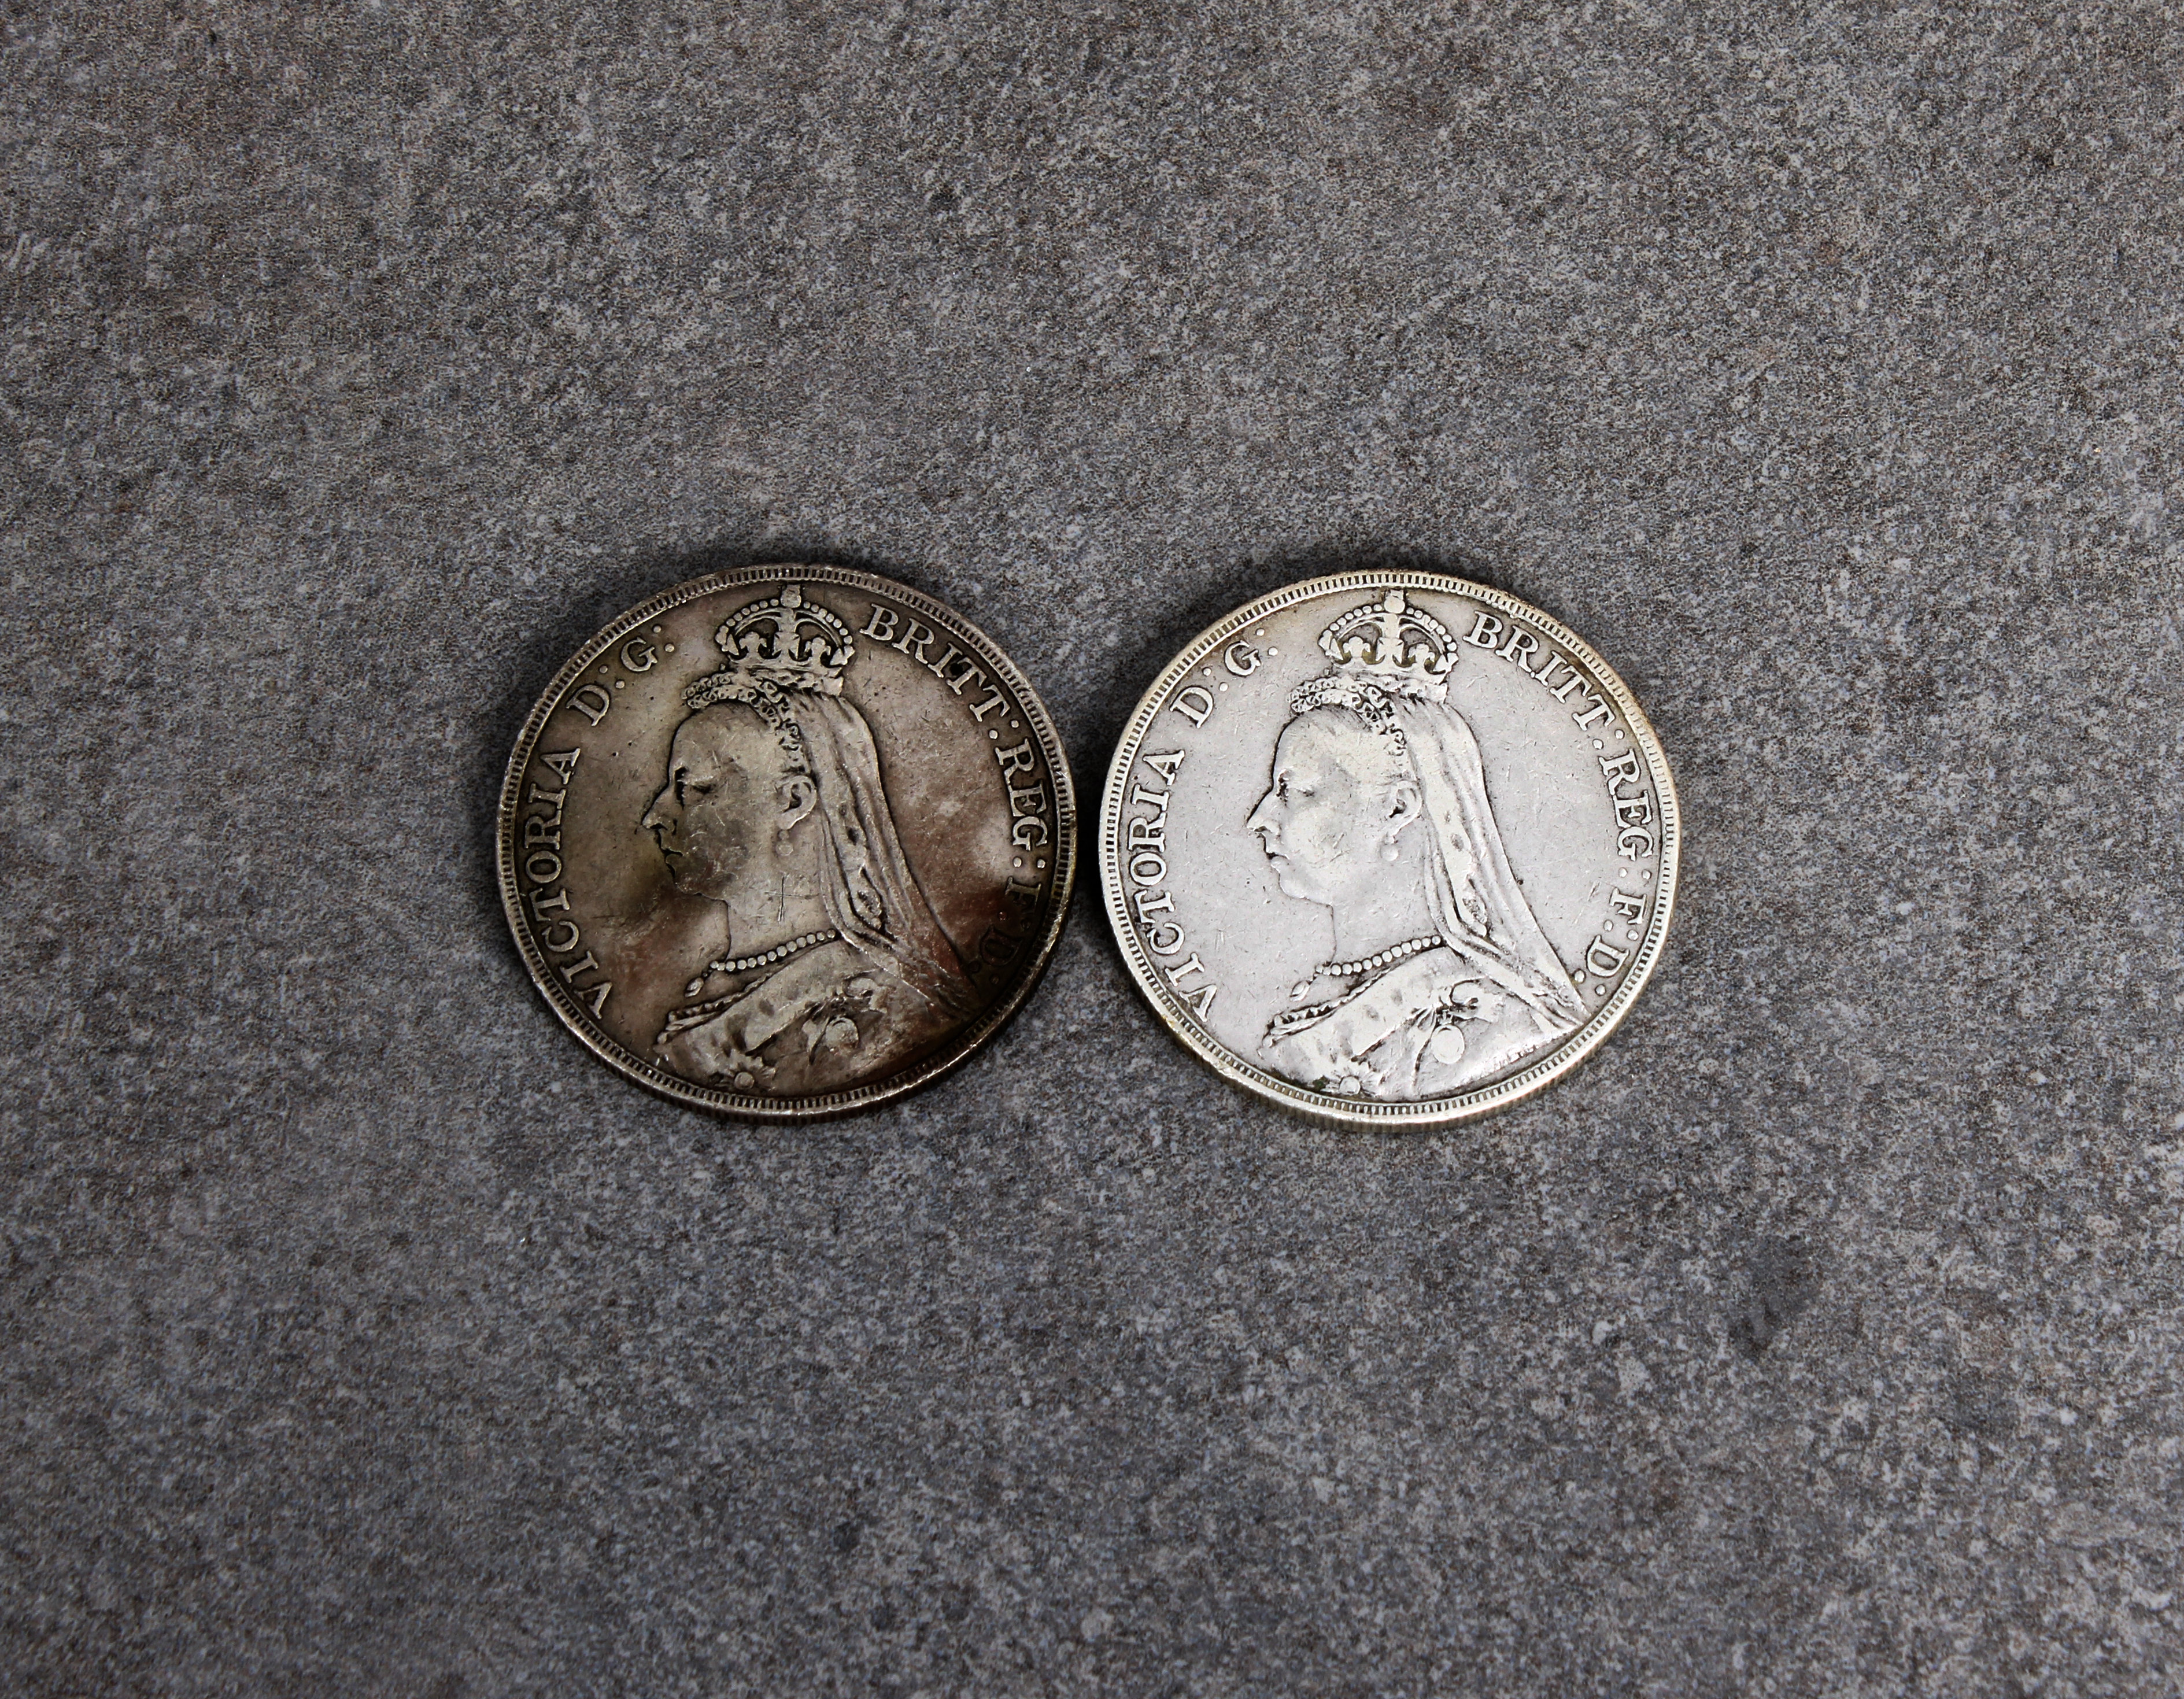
xmin=793 ymin=695 xmax=977 ymax=1021
xmin=1345 ymin=695 xmax=1586 ymax=1034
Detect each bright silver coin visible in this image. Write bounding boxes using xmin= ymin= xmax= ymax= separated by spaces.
xmin=1100 ymin=571 xmax=1677 ymax=1128
xmin=499 ymin=566 xmax=1074 ymax=1119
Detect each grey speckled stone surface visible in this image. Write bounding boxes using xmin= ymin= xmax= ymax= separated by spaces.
xmin=5 ymin=4 xmax=2183 ymax=1695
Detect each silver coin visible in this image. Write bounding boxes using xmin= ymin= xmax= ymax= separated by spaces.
xmin=498 ymin=566 xmax=1074 ymax=1118
xmin=1100 ymin=571 xmax=1678 ymax=1128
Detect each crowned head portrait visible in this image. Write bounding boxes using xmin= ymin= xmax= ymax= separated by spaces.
xmin=1244 ymin=589 xmax=1586 ymax=1100
xmin=640 ymin=583 xmax=973 ymax=1095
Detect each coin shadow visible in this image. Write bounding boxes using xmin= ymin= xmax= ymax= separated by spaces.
xmin=459 ymin=529 xmax=939 ymax=961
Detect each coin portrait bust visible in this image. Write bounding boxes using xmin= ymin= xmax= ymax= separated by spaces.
xmin=1245 ymin=590 xmax=1587 ymax=1099
xmin=641 ymin=585 xmax=973 ymax=1095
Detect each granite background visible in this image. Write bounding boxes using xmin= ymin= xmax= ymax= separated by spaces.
xmin=5 ymin=3 xmax=2183 ymax=1694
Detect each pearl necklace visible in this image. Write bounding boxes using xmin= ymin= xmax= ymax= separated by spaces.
xmin=1289 ymin=933 xmax=1442 ymax=1002
xmin=683 ymin=928 xmax=839 ymax=998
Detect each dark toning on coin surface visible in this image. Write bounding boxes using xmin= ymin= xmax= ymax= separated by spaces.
xmin=500 ymin=566 xmax=1074 ymax=1119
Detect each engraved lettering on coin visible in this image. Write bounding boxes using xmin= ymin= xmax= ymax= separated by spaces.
xmin=499 ymin=566 xmax=1074 ymax=1120
xmin=1101 ymin=571 xmax=1677 ymax=1128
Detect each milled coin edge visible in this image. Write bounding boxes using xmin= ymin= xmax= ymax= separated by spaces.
xmin=1099 ymin=568 xmax=1679 ymax=1131
xmin=498 ymin=563 xmax=1078 ymax=1121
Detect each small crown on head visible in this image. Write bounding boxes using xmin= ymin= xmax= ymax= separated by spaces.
xmin=1314 ymin=589 xmax=1454 ymax=702
xmin=683 ymin=583 xmax=855 ymax=728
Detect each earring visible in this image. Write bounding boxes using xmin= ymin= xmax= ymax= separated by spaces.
xmin=1381 ymin=840 xmax=1401 ymax=863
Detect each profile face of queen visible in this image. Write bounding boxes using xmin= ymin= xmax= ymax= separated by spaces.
xmin=642 ymin=706 xmax=821 ymax=910
xmin=1247 ymin=712 xmax=1475 ymax=917
xmin=1244 ymin=590 xmax=1586 ymax=1102
xmin=638 ymin=585 xmax=974 ymax=1098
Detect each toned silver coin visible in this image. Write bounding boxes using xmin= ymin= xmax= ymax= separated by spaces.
xmin=1100 ymin=571 xmax=1678 ymax=1128
xmin=498 ymin=566 xmax=1074 ymax=1118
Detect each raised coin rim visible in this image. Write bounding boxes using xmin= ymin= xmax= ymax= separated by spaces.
xmin=498 ymin=564 xmax=1078 ymax=1120
xmin=1099 ymin=569 xmax=1679 ymax=1129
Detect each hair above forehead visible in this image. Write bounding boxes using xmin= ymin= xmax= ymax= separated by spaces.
xmin=1289 ymin=671 xmax=1415 ymax=760
xmin=1287 ymin=697 xmax=1415 ymax=785
xmin=683 ymin=696 xmax=811 ymax=773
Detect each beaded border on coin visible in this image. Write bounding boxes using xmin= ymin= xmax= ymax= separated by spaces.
xmin=1099 ymin=569 xmax=1679 ymax=1131
xmin=498 ymin=564 xmax=1077 ymax=1121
